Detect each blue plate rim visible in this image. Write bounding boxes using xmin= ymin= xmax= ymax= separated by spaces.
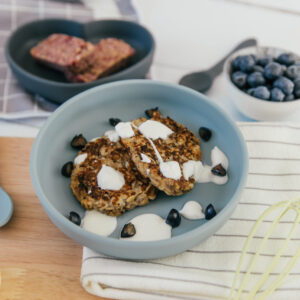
xmin=30 ymin=79 xmax=248 ymax=250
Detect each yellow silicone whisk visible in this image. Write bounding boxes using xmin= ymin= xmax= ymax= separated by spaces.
xmin=228 ymin=197 xmax=300 ymax=300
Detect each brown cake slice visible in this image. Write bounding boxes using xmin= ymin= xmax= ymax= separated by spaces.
xmin=65 ymin=38 xmax=135 ymax=83
xmin=30 ymin=33 xmax=95 ymax=73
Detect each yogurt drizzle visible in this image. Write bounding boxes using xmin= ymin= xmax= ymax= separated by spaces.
xmin=133 ymin=121 xmax=182 ymax=180
xmin=81 ymin=210 xmax=117 ymax=237
xmin=183 ymin=146 xmax=228 ymax=185
xmin=97 ymin=165 xmax=125 ymax=190
xmin=74 ymin=153 xmax=87 ymax=165
xmin=120 ymin=213 xmax=172 ymax=241
xmin=180 ymin=201 xmax=204 ymax=220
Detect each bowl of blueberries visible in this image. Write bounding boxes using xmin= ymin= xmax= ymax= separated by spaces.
xmin=224 ymin=46 xmax=300 ymax=121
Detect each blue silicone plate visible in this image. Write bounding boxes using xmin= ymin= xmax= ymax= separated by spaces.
xmin=30 ymin=80 xmax=248 ymax=259
xmin=5 ymin=19 xmax=155 ymax=104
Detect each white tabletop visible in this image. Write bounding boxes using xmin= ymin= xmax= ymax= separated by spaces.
xmin=2 ymin=0 xmax=300 ymax=137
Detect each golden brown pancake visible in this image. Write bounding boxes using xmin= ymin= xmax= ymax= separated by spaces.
xmin=70 ymin=136 xmax=156 ymax=216
xmin=120 ymin=111 xmax=202 ymax=196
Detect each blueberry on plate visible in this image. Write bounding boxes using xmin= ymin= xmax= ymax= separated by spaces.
xmin=286 ymin=94 xmax=296 ymax=101
xmin=277 ymin=52 xmax=295 ymax=66
xmin=166 ymin=208 xmax=181 ymax=228
xmin=231 ymin=71 xmax=247 ymax=88
xmin=71 ymin=134 xmax=87 ymax=150
xmin=61 ymin=161 xmax=74 ymax=177
xmin=270 ymin=88 xmax=285 ymax=102
xmin=253 ymin=86 xmax=270 ymax=100
xmin=247 ymin=72 xmax=266 ymax=87
xmin=211 ymin=164 xmax=227 ymax=177
xmin=239 ymin=55 xmax=256 ymax=73
xmin=68 ymin=211 xmax=81 ymax=226
xmin=232 ymin=55 xmax=242 ymax=70
xmin=257 ymin=55 xmax=273 ymax=67
xmin=145 ymin=107 xmax=159 ymax=118
xmin=109 ymin=118 xmax=121 ymax=126
xmin=264 ymin=62 xmax=283 ymax=81
xmin=199 ymin=127 xmax=212 ymax=141
xmin=121 ymin=222 xmax=136 ymax=238
xmin=253 ymin=65 xmax=264 ymax=73
xmin=205 ymin=204 xmax=217 ymax=220
xmin=273 ymin=77 xmax=294 ymax=95
xmin=286 ymin=64 xmax=300 ymax=80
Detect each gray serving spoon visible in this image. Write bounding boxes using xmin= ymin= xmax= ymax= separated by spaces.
xmin=179 ymin=38 xmax=257 ymax=93
xmin=0 ymin=187 xmax=13 ymax=227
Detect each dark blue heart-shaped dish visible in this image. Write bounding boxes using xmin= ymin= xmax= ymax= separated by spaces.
xmin=5 ymin=19 xmax=155 ymax=104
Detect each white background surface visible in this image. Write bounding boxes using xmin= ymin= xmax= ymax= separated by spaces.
xmin=2 ymin=0 xmax=300 ymax=137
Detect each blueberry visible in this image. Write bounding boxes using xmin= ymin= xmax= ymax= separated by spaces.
xmin=199 ymin=127 xmax=212 ymax=141
xmin=271 ymin=88 xmax=285 ymax=102
xmin=257 ymin=55 xmax=273 ymax=67
xmin=286 ymin=94 xmax=296 ymax=101
xmin=121 ymin=223 xmax=136 ymax=238
xmin=277 ymin=53 xmax=295 ymax=66
xmin=232 ymin=55 xmax=242 ymax=70
xmin=247 ymin=88 xmax=256 ymax=96
xmin=61 ymin=161 xmax=73 ymax=177
xmin=239 ymin=55 xmax=256 ymax=73
xmin=211 ymin=164 xmax=227 ymax=177
xmin=294 ymin=88 xmax=300 ymax=98
xmin=109 ymin=118 xmax=121 ymax=126
xmin=231 ymin=71 xmax=247 ymax=88
xmin=145 ymin=107 xmax=159 ymax=118
xmin=247 ymin=72 xmax=266 ymax=87
xmin=71 ymin=134 xmax=87 ymax=150
xmin=286 ymin=64 xmax=300 ymax=80
xmin=294 ymin=78 xmax=300 ymax=87
xmin=253 ymin=65 xmax=264 ymax=73
xmin=166 ymin=208 xmax=181 ymax=228
xmin=68 ymin=211 xmax=81 ymax=226
xmin=274 ymin=77 xmax=294 ymax=95
xmin=253 ymin=86 xmax=270 ymax=100
xmin=264 ymin=62 xmax=283 ymax=81
xmin=205 ymin=204 xmax=217 ymax=220
xmin=281 ymin=65 xmax=287 ymax=74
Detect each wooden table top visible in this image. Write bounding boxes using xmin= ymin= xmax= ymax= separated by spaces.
xmin=0 ymin=137 xmax=105 ymax=300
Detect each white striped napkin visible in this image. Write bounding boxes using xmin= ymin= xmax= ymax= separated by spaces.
xmin=81 ymin=122 xmax=300 ymax=300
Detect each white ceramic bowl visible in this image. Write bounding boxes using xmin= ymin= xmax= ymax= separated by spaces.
xmin=224 ymin=46 xmax=300 ymax=121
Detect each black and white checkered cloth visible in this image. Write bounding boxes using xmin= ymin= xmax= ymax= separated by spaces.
xmin=0 ymin=0 xmax=93 ymax=119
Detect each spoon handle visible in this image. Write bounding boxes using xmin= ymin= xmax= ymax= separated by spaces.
xmin=208 ymin=38 xmax=257 ymax=77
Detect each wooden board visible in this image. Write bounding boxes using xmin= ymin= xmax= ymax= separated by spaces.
xmin=0 ymin=138 xmax=106 ymax=300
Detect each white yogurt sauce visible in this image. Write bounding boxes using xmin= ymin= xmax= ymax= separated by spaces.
xmin=121 ymin=214 xmax=172 ymax=241
xmin=180 ymin=201 xmax=205 ymax=220
xmin=211 ymin=146 xmax=229 ymax=169
xmin=141 ymin=153 xmax=151 ymax=163
xmin=81 ymin=210 xmax=117 ymax=236
xmin=182 ymin=148 xmax=229 ymax=185
xmin=115 ymin=122 xmax=135 ymax=138
xmin=97 ymin=165 xmax=125 ymax=190
xmin=74 ymin=153 xmax=87 ymax=165
xmin=90 ymin=137 xmax=101 ymax=142
xmin=137 ymin=126 xmax=182 ymax=180
xmin=138 ymin=120 xmax=173 ymax=140
xmin=160 ymin=161 xmax=181 ymax=180
xmin=104 ymin=130 xmax=120 ymax=142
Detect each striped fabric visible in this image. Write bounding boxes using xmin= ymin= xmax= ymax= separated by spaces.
xmin=81 ymin=122 xmax=300 ymax=300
